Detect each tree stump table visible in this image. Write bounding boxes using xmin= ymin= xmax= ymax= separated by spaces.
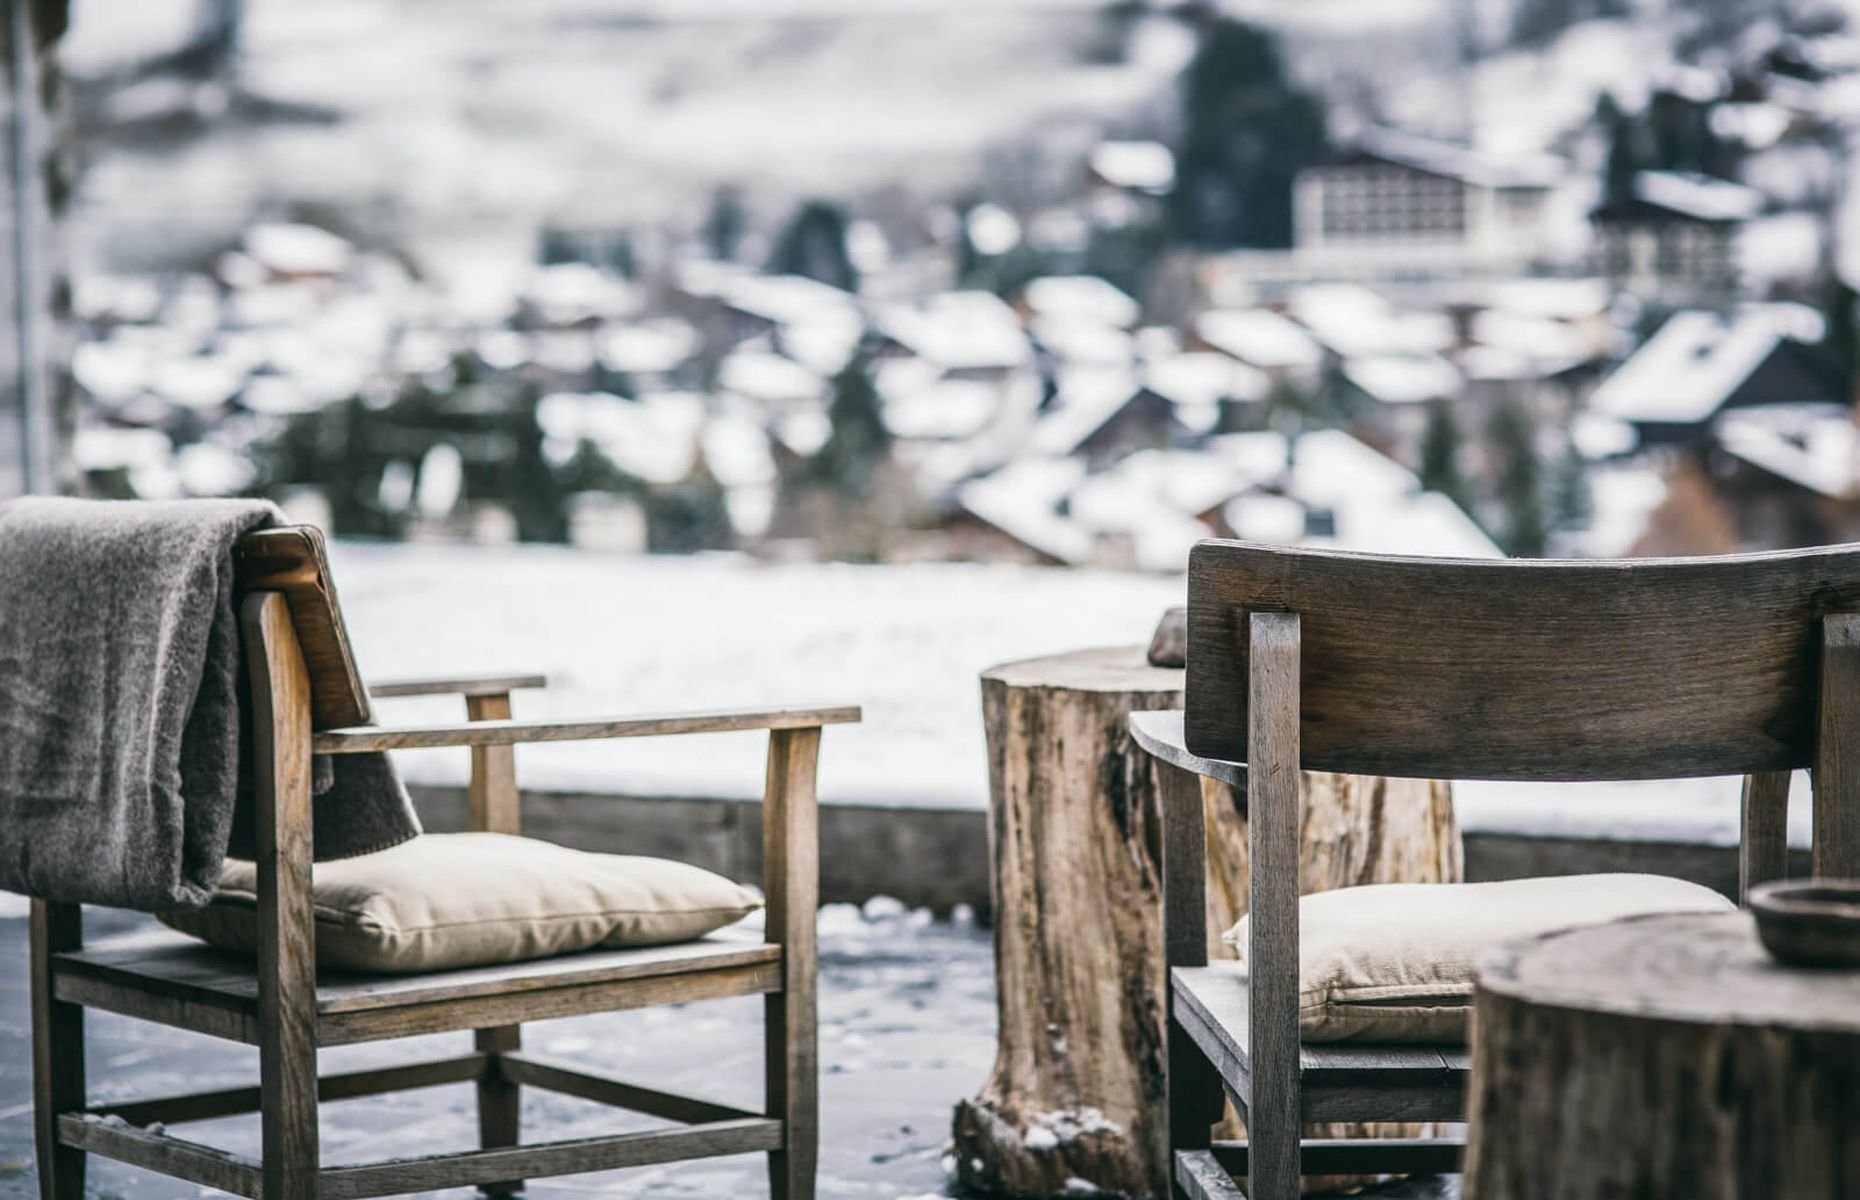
xmin=1467 ymin=911 xmax=1860 ymax=1200
xmin=952 ymin=646 xmax=1462 ymax=1198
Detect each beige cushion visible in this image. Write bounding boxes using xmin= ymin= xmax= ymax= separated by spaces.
xmin=161 ymin=832 xmax=762 ymax=974
xmin=1222 ymin=874 xmax=1735 ymax=1044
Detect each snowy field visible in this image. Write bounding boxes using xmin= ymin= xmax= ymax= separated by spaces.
xmin=333 ymin=540 xmax=1184 ymax=809
xmin=336 ymin=542 xmax=1815 ymax=852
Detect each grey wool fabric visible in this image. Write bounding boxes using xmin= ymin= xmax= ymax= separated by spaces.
xmin=0 ymin=497 xmax=420 ymax=911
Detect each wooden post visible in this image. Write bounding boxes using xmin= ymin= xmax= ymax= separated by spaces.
xmin=1814 ymin=614 xmax=1860 ymax=879
xmin=1739 ymin=772 xmax=1790 ymax=903
xmin=1245 ymin=613 xmax=1301 ymax=1200
xmin=956 ymin=648 xmax=1459 ymax=1198
xmin=764 ymin=726 xmax=821 ymax=1200
xmin=244 ymin=592 xmax=320 ymax=1200
xmin=465 ymin=690 xmax=523 ymax=1193
xmin=29 ymin=898 xmax=83 ymax=1200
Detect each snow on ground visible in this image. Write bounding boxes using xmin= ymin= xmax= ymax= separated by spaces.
xmin=336 ymin=542 xmax=1798 ymax=848
xmin=333 ymin=541 xmax=1183 ymax=809
xmin=0 ymin=901 xmax=999 ymax=1200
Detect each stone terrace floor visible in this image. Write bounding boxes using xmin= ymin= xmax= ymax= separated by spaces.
xmin=0 ymin=904 xmax=1454 ymax=1199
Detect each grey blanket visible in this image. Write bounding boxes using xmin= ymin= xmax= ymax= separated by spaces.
xmin=0 ymin=497 xmax=420 ymax=911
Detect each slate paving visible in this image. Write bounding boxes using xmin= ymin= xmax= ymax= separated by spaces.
xmin=0 ymin=905 xmax=1455 ymax=1199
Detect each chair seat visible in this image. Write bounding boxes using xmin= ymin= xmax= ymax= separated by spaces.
xmin=52 ymin=927 xmax=781 ymax=1047
xmin=1172 ymin=963 xmax=1470 ymax=1124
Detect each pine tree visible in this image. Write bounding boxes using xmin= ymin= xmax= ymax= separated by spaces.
xmin=1489 ymin=398 xmax=1546 ymax=557
xmin=1170 ymin=18 xmax=1327 ymax=249
xmin=812 ymin=348 xmax=892 ymax=500
xmin=646 ymin=457 xmax=735 ymax=553
xmin=703 ymin=186 xmax=748 ymax=262
xmin=768 ymin=199 xmax=857 ymax=291
xmin=1419 ymin=399 xmax=1472 ymax=510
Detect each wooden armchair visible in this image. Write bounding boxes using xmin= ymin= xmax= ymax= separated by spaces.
xmin=1130 ymin=540 xmax=1860 ymax=1200
xmin=29 ymin=526 xmax=858 ymax=1200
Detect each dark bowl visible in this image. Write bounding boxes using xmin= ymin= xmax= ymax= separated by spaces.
xmin=1750 ymin=880 xmax=1860 ymax=968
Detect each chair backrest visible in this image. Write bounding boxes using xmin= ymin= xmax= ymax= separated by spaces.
xmin=234 ymin=525 xmax=370 ymax=730
xmin=1183 ymin=540 xmax=1860 ymax=782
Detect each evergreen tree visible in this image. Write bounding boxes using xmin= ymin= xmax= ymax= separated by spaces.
xmin=1551 ymin=438 xmax=1594 ymax=534
xmin=646 ymin=458 xmax=734 ymax=553
xmin=812 ymin=347 xmax=892 ymax=499
xmin=1170 ymin=18 xmax=1327 ymax=249
xmin=703 ymin=186 xmax=748 ymax=262
xmin=768 ymin=199 xmax=858 ymax=291
xmin=1489 ymin=399 xmax=1547 ymax=557
xmin=504 ymin=380 xmax=572 ymax=544
xmin=1822 ymin=278 xmax=1859 ymax=401
xmin=1419 ymin=399 xmax=1472 ymax=510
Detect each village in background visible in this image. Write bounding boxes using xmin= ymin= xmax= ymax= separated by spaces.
xmin=41 ymin=0 xmax=1860 ymax=570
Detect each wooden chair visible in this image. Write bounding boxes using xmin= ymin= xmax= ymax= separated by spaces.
xmin=1130 ymin=540 xmax=1860 ymax=1200
xmin=28 ymin=525 xmax=859 ymax=1200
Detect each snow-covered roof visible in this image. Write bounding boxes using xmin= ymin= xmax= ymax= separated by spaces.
xmin=956 ymin=457 xmax=1091 ymax=564
xmin=722 ymin=274 xmax=859 ymax=326
xmin=1590 ymin=305 xmax=1825 ymax=425
xmin=1287 ymin=285 xmax=1454 ymax=359
xmin=1030 ymin=368 xmax=1142 ymax=456
xmin=1284 ymin=427 xmax=1423 ymax=510
xmin=1624 ymin=171 xmax=1765 ymax=222
xmin=1315 ymin=489 xmax=1501 ymax=559
xmin=1089 ymin=140 xmax=1175 ymax=194
xmin=598 ymin=320 xmax=699 ymax=376
xmin=1028 ymin=315 xmax=1137 ymax=368
xmin=1349 ymin=126 xmax=1562 ymax=189
xmin=1019 ymin=275 xmax=1141 ymax=329
xmin=882 ymin=378 xmax=1000 ymax=442
xmin=243 ymin=223 xmax=353 ymax=279
xmin=537 ymin=390 xmax=704 ymax=485
xmin=878 ymin=292 xmax=1030 ymax=372
xmin=1143 ymin=352 xmax=1269 ymax=410
xmin=1715 ymin=403 xmax=1860 ymax=499
xmin=1194 ymin=308 xmax=1322 ymax=370
xmin=521 ymin=263 xmax=641 ymax=327
xmin=1482 ymin=277 xmax=1611 ymax=321
xmin=719 ymin=349 xmax=827 ymax=407
xmin=1343 ymin=355 xmax=1461 ymax=405
xmin=700 ymin=415 xmax=777 ymax=490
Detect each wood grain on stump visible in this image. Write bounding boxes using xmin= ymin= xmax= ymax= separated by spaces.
xmin=953 ymin=646 xmax=1461 ymax=1198
xmin=1466 ymin=912 xmax=1860 ymax=1200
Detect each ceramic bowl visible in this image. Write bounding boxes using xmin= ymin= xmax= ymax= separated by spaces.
xmin=1750 ymin=880 xmax=1860 ymax=968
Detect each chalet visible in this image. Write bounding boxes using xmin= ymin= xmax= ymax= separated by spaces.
xmin=1290 ymin=127 xmax=1561 ymax=278
xmin=1591 ymin=171 xmax=1763 ymax=306
xmin=1588 ymin=305 xmax=1841 ymax=446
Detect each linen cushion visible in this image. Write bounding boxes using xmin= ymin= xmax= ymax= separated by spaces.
xmin=1222 ymin=874 xmax=1735 ymax=1044
xmin=162 ymin=832 xmax=762 ymax=973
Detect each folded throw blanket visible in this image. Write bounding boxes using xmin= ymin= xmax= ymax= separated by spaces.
xmin=0 ymin=497 xmax=420 ymax=911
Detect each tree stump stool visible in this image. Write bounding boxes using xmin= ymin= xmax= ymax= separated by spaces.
xmin=953 ymin=646 xmax=1462 ymax=1198
xmin=1467 ymin=911 xmax=1860 ymax=1200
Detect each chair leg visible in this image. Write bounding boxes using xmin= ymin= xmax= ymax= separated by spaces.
xmin=765 ymin=986 xmax=816 ymax=1200
xmin=475 ymin=1025 xmax=523 ymax=1195
xmin=764 ymin=727 xmax=820 ymax=1200
xmin=1166 ymin=1025 xmax=1225 ymax=1199
xmin=29 ymin=901 xmax=84 ymax=1200
xmin=1245 ymin=1086 xmax=1301 ymax=1200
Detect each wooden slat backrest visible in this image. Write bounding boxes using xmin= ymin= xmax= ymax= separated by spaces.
xmin=234 ymin=525 xmax=371 ymax=730
xmin=1183 ymin=540 xmax=1860 ymax=782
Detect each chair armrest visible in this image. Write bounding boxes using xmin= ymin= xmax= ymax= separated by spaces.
xmin=313 ymin=703 xmax=862 ymax=753
xmin=368 ymin=673 xmax=549 ymax=700
xmin=1128 ymin=710 xmax=1247 ymax=789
